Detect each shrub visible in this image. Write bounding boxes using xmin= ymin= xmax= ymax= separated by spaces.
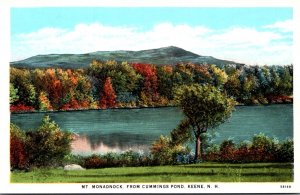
xmin=102 ymin=152 xmax=120 ymax=167
xmin=234 ymin=141 xmax=251 ymax=163
xmin=275 ymin=139 xmax=293 ymax=162
xmin=83 ymin=151 xmax=150 ymax=169
xmin=219 ymin=139 xmax=236 ymax=162
xmin=26 ymin=115 xmax=72 ymax=167
xmin=10 ymin=123 xmax=28 ymax=170
xmin=84 ymin=155 xmax=107 ymax=169
xmin=249 ymin=133 xmax=278 ymax=162
xmin=203 ymin=144 xmax=220 ymax=162
xmin=62 ymin=154 xmax=85 ymax=166
xmin=150 ymin=135 xmax=189 ymax=165
xmin=175 ymin=153 xmax=194 ymax=164
xmin=150 ymin=135 xmax=173 ymax=165
xmin=202 ymin=133 xmax=293 ymax=163
xmin=119 ymin=150 xmax=143 ymax=167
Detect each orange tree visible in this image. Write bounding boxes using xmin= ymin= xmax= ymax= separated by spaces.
xmin=99 ymin=77 xmax=117 ymax=108
xmin=10 ymin=123 xmax=28 ymax=170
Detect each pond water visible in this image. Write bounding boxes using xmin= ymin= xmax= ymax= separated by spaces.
xmin=11 ymin=104 xmax=293 ymax=155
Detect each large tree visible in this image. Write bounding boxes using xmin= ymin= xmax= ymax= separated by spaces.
xmin=174 ymin=84 xmax=235 ymax=161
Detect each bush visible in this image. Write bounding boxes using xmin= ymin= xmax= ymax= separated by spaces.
xmin=219 ymin=139 xmax=236 ymax=162
xmin=83 ymin=151 xmax=149 ymax=169
xmin=175 ymin=153 xmax=194 ymax=164
xmin=119 ymin=150 xmax=143 ymax=167
xmin=202 ymin=133 xmax=293 ymax=163
xmin=10 ymin=123 xmax=28 ymax=170
xmin=248 ymin=133 xmax=278 ymax=162
xmin=275 ymin=139 xmax=293 ymax=162
xmin=234 ymin=141 xmax=251 ymax=163
xmin=150 ymin=135 xmax=189 ymax=165
xmin=203 ymin=144 xmax=220 ymax=162
xmin=84 ymin=155 xmax=108 ymax=169
xmin=102 ymin=152 xmax=120 ymax=167
xmin=62 ymin=154 xmax=85 ymax=167
xmin=26 ymin=115 xmax=72 ymax=167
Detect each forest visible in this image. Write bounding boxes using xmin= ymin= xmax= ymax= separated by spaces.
xmin=10 ymin=60 xmax=293 ymax=112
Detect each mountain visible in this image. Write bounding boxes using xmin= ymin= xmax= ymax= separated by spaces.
xmin=10 ymin=46 xmax=243 ymax=69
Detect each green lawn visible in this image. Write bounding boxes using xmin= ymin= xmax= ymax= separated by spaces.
xmin=11 ymin=163 xmax=293 ymax=183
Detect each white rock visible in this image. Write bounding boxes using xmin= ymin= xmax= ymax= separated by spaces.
xmin=64 ymin=164 xmax=85 ymax=171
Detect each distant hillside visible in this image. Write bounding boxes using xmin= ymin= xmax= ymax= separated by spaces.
xmin=10 ymin=46 xmax=244 ymax=69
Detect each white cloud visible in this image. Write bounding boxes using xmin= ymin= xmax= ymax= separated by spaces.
xmin=263 ymin=19 xmax=293 ymax=33
xmin=11 ymin=22 xmax=292 ymax=65
xmin=208 ymin=27 xmax=282 ymax=48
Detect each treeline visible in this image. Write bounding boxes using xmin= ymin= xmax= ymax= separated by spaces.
xmin=10 ymin=60 xmax=293 ymax=112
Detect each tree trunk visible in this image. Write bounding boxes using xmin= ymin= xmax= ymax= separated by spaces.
xmin=195 ymin=136 xmax=201 ymax=161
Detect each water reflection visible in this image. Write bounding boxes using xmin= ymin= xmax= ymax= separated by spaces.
xmin=11 ymin=105 xmax=293 ymax=155
xmin=71 ymin=133 xmax=150 ymax=155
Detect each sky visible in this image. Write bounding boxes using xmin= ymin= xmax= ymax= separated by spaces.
xmin=11 ymin=7 xmax=293 ymax=65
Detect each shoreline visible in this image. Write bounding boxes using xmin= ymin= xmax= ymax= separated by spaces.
xmin=10 ymin=101 xmax=293 ymax=114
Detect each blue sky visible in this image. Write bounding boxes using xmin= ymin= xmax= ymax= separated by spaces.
xmin=11 ymin=7 xmax=293 ymax=65
xmin=11 ymin=8 xmax=292 ymax=34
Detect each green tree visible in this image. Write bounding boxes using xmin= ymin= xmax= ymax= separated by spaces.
xmin=10 ymin=68 xmax=36 ymax=107
xmin=224 ymin=70 xmax=241 ymax=100
xmin=88 ymin=60 xmax=141 ymax=101
xmin=269 ymin=67 xmax=281 ymax=95
xmin=10 ymin=83 xmax=19 ymax=104
xmin=279 ymin=67 xmax=293 ymax=95
xmin=173 ymin=63 xmax=194 ymax=85
xmin=26 ymin=115 xmax=72 ymax=167
xmin=241 ymin=75 xmax=257 ymax=102
xmin=26 ymin=84 xmax=37 ymax=106
xmin=170 ymin=119 xmax=191 ymax=146
xmin=174 ymin=84 xmax=235 ymax=161
xmin=157 ymin=65 xmax=174 ymax=99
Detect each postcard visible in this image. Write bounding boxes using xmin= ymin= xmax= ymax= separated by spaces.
xmin=0 ymin=0 xmax=299 ymax=193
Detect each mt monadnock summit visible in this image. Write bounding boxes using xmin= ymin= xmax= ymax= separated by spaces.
xmin=11 ymin=46 xmax=243 ymax=69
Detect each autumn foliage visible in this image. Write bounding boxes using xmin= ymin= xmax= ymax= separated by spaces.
xmin=203 ymin=134 xmax=294 ymax=163
xmin=10 ymin=62 xmax=293 ymax=112
xmin=10 ymin=116 xmax=72 ymax=169
xmin=10 ymin=67 xmax=93 ymax=112
xmin=10 ymin=104 xmax=35 ymax=112
xmin=38 ymin=91 xmax=53 ymax=111
xmin=61 ymin=98 xmax=80 ymax=110
xmin=99 ymin=77 xmax=117 ymax=108
xmin=133 ymin=63 xmax=159 ymax=98
xmin=10 ymin=124 xmax=28 ymax=170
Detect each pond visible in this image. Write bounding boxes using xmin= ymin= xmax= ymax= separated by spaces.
xmin=11 ymin=104 xmax=293 ymax=155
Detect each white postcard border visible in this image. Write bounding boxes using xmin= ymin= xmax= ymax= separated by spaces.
xmin=1 ymin=0 xmax=299 ymax=193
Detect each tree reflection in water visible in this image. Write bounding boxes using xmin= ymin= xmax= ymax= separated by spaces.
xmin=71 ymin=133 xmax=151 ymax=155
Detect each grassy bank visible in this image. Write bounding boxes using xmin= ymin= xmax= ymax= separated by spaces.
xmin=11 ymin=163 xmax=293 ymax=183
